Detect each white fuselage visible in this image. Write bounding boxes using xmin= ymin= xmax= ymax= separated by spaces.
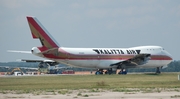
xmin=33 ymin=46 xmax=172 ymax=69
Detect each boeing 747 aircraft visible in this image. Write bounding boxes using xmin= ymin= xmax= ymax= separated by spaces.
xmin=9 ymin=16 xmax=173 ymax=74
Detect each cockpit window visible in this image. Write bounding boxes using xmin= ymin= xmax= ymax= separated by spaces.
xmin=160 ymin=48 xmax=164 ymax=50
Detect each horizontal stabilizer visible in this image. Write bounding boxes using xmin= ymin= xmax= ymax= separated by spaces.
xmin=7 ymin=50 xmax=31 ymax=54
xmin=21 ymin=59 xmax=54 ymax=62
xmin=21 ymin=59 xmax=59 ymax=66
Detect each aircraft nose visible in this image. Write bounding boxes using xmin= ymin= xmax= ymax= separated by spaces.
xmin=163 ymin=50 xmax=173 ymax=61
xmin=167 ymin=55 xmax=173 ymax=61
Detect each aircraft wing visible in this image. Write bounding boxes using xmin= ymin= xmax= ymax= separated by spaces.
xmin=110 ymin=54 xmax=151 ymax=67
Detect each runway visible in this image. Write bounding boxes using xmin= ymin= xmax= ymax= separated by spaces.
xmin=1 ymin=90 xmax=180 ymax=99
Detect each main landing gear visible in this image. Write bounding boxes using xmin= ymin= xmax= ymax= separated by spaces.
xmin=118 ymin=69 xmax=127 ymax=75
xmin=95 ymin=68 xmax=127 ymax=75
xmin=117 ymin=64 xmax=127 ymax=75
xmin=95 ymin=69 xmax=104 ymax=75
xmin=95 ymin=69 xmax=114 ymax=75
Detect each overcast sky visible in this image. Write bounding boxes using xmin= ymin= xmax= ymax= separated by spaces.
xmin=0 ymin=0 xmax=180 ymax=62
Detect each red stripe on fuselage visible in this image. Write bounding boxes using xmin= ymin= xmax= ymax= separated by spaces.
xmin=42 ymin=53 xmax=172 ymax=60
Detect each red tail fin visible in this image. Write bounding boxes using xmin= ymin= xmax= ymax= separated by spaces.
xmin=27 ymin=16 xmax=59 ymax=49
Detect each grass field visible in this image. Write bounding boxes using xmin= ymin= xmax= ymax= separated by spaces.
xmin=0 ymin=73 xmax=180 ymax=91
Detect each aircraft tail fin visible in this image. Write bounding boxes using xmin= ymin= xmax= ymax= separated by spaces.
xmin=26 ymin=16 xmax=60 ymax=49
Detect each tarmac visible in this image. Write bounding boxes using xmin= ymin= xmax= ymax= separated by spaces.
xmin=1 ymin=91 xmax=180 ymax=99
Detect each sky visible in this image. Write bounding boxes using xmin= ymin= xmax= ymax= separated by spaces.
xmin=0 ymin=0 xmax=180 ymax=62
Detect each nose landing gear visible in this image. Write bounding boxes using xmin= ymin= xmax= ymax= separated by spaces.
xmin=156 ymin=67 xmax=161 ymax=74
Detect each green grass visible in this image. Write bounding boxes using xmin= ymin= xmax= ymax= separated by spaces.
xmin=0 ymin=73 xmax=180 ymax=91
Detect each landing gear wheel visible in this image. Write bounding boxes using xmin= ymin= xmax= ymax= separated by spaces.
xmin=95 ymin=69 xmax=103 ymax=75
xmin=118 ymin=69 xmax=127 ymax=75
xmin=95 ymin=71 xmax=100 ymax=75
